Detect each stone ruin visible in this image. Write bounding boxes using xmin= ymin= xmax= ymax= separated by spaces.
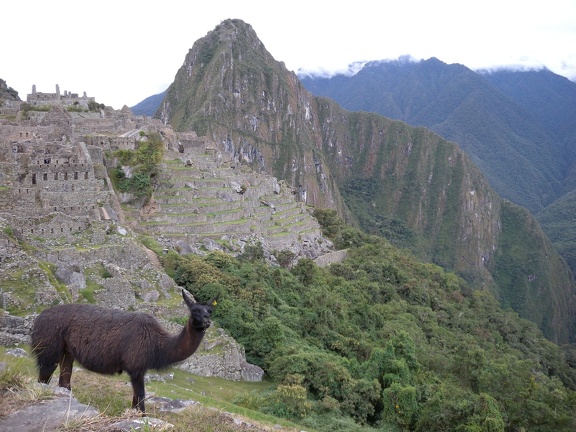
xmin=0 ymin=83 xmax=335 ymax=383
xmin=27 ymin=84 xmax=95 ymax=109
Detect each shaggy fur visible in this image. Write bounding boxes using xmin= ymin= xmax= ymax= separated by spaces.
xmin=30 ymin=289 xmax=215 ymax=413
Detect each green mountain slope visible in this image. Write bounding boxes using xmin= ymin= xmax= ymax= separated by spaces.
xmin=154 ymin=19 xmax=576 ymax=343
xmin=168 ymin=223 xmax=576 ymax=431
xmin=300 ymin=58 xmax=576 ymax=293
xmin=130 ymin=90 xmax=166 ymax=116
xmin=3 ymin=67 xmax=576 ymax=431
xmin=537 ymin=190 xmax=576 ymax=275
xmin=300 ymin=58 xmax=573 ymax=214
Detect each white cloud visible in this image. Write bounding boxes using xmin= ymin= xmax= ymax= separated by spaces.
xmin=2 ymin=0 xmax=575 ymax=109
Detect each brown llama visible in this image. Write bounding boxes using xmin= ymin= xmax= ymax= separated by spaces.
xmin=30 ymin=289 xmax=216 ymax=413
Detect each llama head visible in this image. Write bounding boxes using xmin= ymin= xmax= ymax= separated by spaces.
xmin=182 ymin=289 xmax=217 ymax=331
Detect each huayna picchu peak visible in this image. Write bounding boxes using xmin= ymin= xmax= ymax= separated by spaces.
xmin=154 ymin=18 xmax=576 ymax=344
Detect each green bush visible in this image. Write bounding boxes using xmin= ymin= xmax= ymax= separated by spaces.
xmin=167 ymin=233 xmax=576 ymax=431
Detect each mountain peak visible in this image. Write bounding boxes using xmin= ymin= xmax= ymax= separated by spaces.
xmin=156 ymin=19 xmax=342 ymax=211
xmin=186 ymin=18 xmax=268 ymax=69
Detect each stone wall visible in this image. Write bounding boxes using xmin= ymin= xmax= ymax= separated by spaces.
xmin=0 ymin=313 xmax=33 ymax=346
xmin=0 ymin=140 xmax=118 ymax=231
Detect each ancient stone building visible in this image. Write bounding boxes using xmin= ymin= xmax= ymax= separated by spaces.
xmin=27 ymin=84 xmax=95 ymax=109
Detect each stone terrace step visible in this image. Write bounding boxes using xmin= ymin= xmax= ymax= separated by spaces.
xmin=158 ymin=199 xmax=243 ymax=214
xmin=145 ymin=156 xmax=326 ymax=255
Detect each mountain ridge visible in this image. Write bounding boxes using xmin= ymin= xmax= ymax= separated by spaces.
xmin=152 ymin=18 xmax=576 ymax=343
xmin=298 ymin=56 xmax=576 ymax=283
xmin=299 ymin=58 xmax=574 ymax=213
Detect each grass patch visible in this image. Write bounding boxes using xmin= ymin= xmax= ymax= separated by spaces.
xmin=0 ymin=349 xmax=54 ymax=418
xmin=0 ymin=348 xmax=308 ymax=431
xmin=38 ymin=261 xmax=71 ymax=303
xmin=79 ymin=279 xmax=101 ymax=303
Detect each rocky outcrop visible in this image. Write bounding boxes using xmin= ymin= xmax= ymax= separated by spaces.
xmin=158 ymin=19 xmax=347 ymax=216
xmin=0 ymin=314 xmax=32 ymax=346
xmin=176 ymin=327 xmax=264 ymax=382
xmin=0 ymin=78 xmax=20 ymax=102
xmin=0 ymin=385 xmax=100 ymax=432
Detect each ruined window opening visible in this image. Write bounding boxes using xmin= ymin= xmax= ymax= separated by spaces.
xmin=85 ymin=172 xmax=89 ymax=179
xmin=54 ymin=173 xmax=58 ymax=180
xmin=43 ymin=173 xmax=47 ymax=181
xmin=64 ymin=172 xmax=68 ymax=180
xmin=74 ymin=172 xmax=78 ymax=180
xmin=32 ymin=173 xmax=36 ymax=185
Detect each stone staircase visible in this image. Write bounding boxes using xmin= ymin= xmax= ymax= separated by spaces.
xmin=134 ymin=148 xmax=329 ymax=258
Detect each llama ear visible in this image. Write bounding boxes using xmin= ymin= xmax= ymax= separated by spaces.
xmin=182 ymin=289 xmax=196 ymax=309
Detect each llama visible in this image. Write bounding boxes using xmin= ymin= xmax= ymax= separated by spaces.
xmin=30 ymin=289 xmax=216 ymax=413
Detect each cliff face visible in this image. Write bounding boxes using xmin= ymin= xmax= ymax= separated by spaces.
xmin=157 ymin=19 xmax=576 ymax=343
xmin=316 ymin=103 xmax=501 ymax=277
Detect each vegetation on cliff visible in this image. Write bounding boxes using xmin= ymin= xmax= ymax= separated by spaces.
xmin=110 ymin=132 xmax=164 ymax=199
xmin=0 ymin=78 xmax=19 ymax=102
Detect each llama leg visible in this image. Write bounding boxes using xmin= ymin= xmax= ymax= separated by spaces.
xmin=34 ymin=336 xmax=64 ymax=385
xmin=58 ymin=350 xmax=74 ymax=390
xmin=130 ymin=373 xmax=146 ymax=414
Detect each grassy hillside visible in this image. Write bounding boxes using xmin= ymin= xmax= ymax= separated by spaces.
xmin=3 ymin=214 xmax=576 ymax=431
xmin=154 ymin=215 xmax=576 ymax=431
xmin=0 ymin=348 xmax=306 ymax=432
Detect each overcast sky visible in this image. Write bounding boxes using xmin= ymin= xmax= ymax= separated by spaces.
xmin=2 ymin=0 xmax=575 ymax=109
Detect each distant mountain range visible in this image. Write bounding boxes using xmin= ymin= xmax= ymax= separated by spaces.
xmin=297 ymin=58 xmax=576 ymax=277
xmin=131 ymin=91 xmax=165 ymax=116
xmin=132 ymin=58 xmax=576 ymax=214
xmin=299 ymin=58 xmax=576 ymax=213
xmin=129 ymin=19 xmax=576 ymax=343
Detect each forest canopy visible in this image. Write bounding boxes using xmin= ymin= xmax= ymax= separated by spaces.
xmin=164 ymin=209 xmax=576 ymax=431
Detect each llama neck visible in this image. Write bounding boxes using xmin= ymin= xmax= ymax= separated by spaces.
xmin=164 ymin=321 xmax=206 ymax=365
